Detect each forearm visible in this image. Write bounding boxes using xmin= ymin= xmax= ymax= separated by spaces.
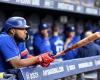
xmin=10 ymin=56 xmax=39 ymax=68
xmin=20 ymin=56 xmax=39 ymax=66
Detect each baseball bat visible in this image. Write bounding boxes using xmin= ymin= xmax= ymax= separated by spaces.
xmin=53 ymin=32 xmax=100 ymax=58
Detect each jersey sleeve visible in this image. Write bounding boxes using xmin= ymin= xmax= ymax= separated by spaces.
xmin=19 ymin=42 xmax=32 ymax=59
xmin=0 ymin=37 xmax=19 ymax=61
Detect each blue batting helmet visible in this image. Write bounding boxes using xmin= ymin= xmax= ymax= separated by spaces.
xmin=3 ymin=17 xmax=30 ymax=32
xmin=38 ymin=23 xmax=49 ymax=30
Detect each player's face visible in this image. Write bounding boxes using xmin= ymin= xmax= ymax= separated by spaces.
xmin=14 ymin=28 xmax=27 ymax=42
xmin=41 ymin=29 xmax=49 ymax=37
xmin=67 ymin=32 xmax=75 ymax=37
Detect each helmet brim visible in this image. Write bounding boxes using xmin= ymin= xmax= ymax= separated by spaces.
xmin=15 ymin=25 xmax=30 ymax=29
xmin=24 ymin=25 xmax=30 ymax=28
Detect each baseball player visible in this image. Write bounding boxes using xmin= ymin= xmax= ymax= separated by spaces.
xmin=50 ymin=26 xmax=64 ymax=61
xmin=0 ymin=17 xmax=54 ymax=72
xmin=33 ymin=23 xmax=52 ymax=55
xmin=77 ymin=30 xmax=100 ymax=58
xmin=62 ymin=26 xmax=80 ymax=60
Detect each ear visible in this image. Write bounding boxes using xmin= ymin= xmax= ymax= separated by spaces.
xmin=9 ymin=29 xmax=15 ymax=35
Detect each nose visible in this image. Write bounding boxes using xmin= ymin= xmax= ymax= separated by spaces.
xmin=25 ymin=29 xmax=28 ymax=34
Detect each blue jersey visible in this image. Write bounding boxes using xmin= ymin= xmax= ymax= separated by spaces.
xmin=50 ymin=36 xmax=64 ymax=55
xmin=33 ymin=33 xmax=51 ymax=55
xmin=62 ymin=36 xmax=80 ymax=60
xmin=77 ymin=42 xmax=100 ymax=58
xmin=18 ymin=42 xmax=32 ymax=59
xmin=0 ymin=32 xmax=32 ymax=72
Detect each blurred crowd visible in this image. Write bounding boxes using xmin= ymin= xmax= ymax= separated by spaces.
xmin=24 ymin=14 xmax=100 ymax=61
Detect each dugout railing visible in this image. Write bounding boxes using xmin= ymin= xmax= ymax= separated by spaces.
xmin=6 ymin=55 xmax=100 ymax=80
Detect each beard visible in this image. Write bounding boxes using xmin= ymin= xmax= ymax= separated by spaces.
xmin=14 ymin=34 xmax=25 ymax=43
xmin=14 ymin=33 xmax=29 ymax=43
xmin=14 ymin=32 xmax=29 ymax=43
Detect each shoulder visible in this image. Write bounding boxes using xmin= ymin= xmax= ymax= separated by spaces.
xmin=34 ymin=33 xmax=40 ymax=37
xmin=74 ymin=36 xmax=80 ymax=39
xmin=0 ymin=32 xmax=13 ymax=43
xmin=34 ymin=33 xmax=42 ymax=39
xmin=74 ymin=36 xmax=80 ymax=41
xmin=49 ymin=36 xmax=54 ymax=41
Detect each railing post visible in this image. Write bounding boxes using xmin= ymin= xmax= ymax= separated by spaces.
xmin=97 ymin=69 xmax=100 ymax=80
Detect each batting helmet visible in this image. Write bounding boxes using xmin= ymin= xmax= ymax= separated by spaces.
xmin=38 ymin=23 xmax=49 ymax=30
xmin=3 ymin=17 xmax=30 ymax=32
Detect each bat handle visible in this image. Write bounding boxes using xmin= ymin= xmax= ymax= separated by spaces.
xmin=53 ymin=52 xmax=62 ymax=58
xmin=48 ymin=52 xmax=60 ymax=58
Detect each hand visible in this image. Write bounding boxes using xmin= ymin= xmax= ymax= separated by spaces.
xmin=37 ymin=52 xmax=55 ymax=67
